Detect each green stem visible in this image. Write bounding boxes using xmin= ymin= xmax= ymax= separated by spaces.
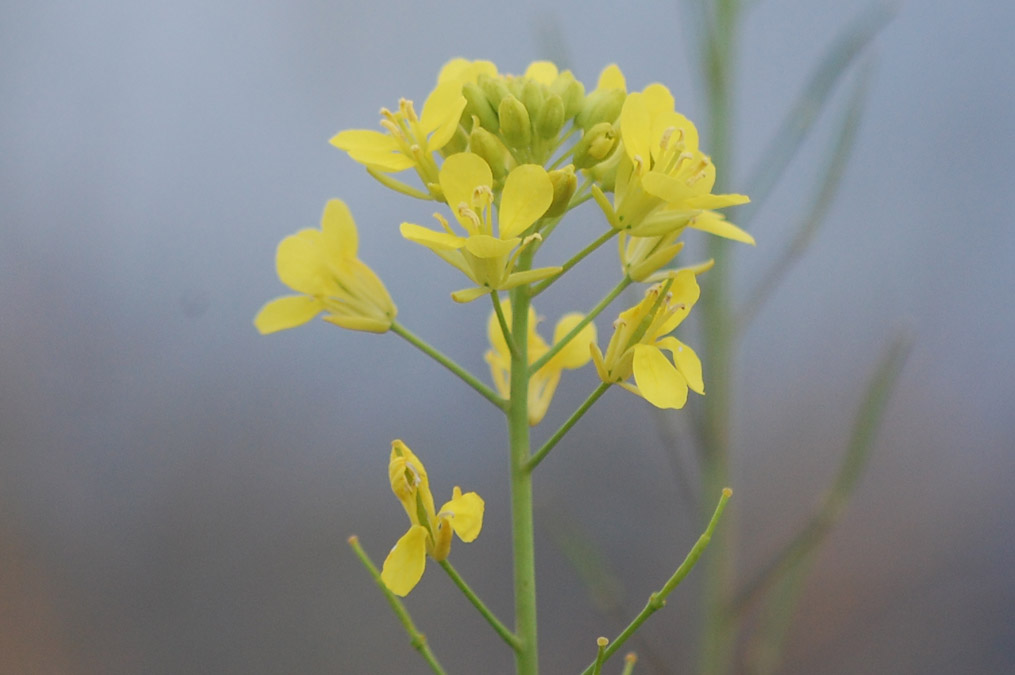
xmin=526 ymin=383 xmax=610 ymax=472
xmin=530 ymin=227 xmax=617 ymax=297
xmin=492 ymin=291 xmax=521 ymax=360
xmin=439 ymin=559 xmax=521 ymax=651
xmin=508 ymin=276 xmax=538 ymax=675
xmin=697 ymin=1 xmax=742 ymax=673
xmin=529 ymin=276 xmax=633 ymax=374
xmin=391 ymin=321 xmax=507 ymax=411
xmin=348 ymin=536 xmax=447 ymax=675
xmin=581 ymin=489 xmax=733 ymax=675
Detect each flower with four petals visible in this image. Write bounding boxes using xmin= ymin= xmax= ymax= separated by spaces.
xmin=254 ymin=199 xmax=397 ymax=334
xmin=591 ymin=269 xmax=705 ymax=409
xmin=400 ymin=152 xmax=560 ymax=302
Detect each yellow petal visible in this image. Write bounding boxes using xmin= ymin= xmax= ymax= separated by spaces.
xmin=439 ymin=487 xmax=484 ymax=543
xmin=464 ymin=234 xmax=518 ymax=259
xmin=499 ymin=164 xmax=553 ymax=239
xmin=276 ymin=229 xmax=329 ymax=295
xmin=641 ymin=83 xmax=675 ymax=117
xmin=320 ymin=198 xmax=358 ymax=258
xmin=500 ymin=266 xmax=562 ymax=289
xmin=597 ymin=64 xmax=626 ymax=92
xmin=381 ymin=525 xmax=428 ymax=597
xmin=254 ymin=296 xmax=323 ymax=334
xmin=323 ymin=315 xmax=390 ymax=333
xmin=330 ymin=130 xmax=414 ymax=172
xmin=524 ymin=61 xmax=559 ymax=84
xmin=632 ymin=344 xmax=688 ymax=409
xmin=620 ymin=93 xmax=651 ymax=167
xmin=549 ymin=313 xmax=597 ymax=370
xmin=420 ymin=80 xmax=467 ymax=147
xmin=656 ymin=336 xmax=704 ymax=394
xmin=450 ymin=286 xmax=491 ymax=303
xmin=400 ymin=222 xmax=466 ymax=250
xmin=688 ymin=211 xmax=755 ymax=245
xmin=440 ymin=153 xmax=492 ymax=215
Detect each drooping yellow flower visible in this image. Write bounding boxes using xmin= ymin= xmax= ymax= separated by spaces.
xmin=591 ymin=270 xmax=704 ymax=409
xmin=485 ymin=301 xmax=597 ymax=425
xmin=381 ymin=440 xmax=484 ymax=597
xmin=254 ymin=199 xmax=396 ymax=334
xmin=329 ymin=81 xmax=467 ymax=187
xmin=400 ymin=153 xmax=560 ymax=302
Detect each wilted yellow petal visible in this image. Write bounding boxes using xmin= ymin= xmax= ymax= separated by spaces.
xmin=381 ymin=525 xmax=428 ymax=597
xmin=439 ymin=487 xmax=484 ymax=543
xmin=254 ymin=296 xmax=323 ymax=334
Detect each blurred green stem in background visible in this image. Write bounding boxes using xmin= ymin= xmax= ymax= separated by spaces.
xmin=680 ymin=1 xmax=900 ymax=672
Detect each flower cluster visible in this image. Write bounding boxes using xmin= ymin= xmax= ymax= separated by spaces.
xmin=256 ymin=58 xmax=753 ymax=595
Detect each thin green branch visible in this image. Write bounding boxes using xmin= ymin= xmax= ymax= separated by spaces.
xmin=491 ymin=291 xmax=520 ymax=360
xmin=591 ymin=637 xmax=610 ymax=675
xmin=737 ymin=61 xmax=873 ymax=333
xmin=728 ymin=329 xmax=913 ymax=616
xmin=347 ymin=536 xmax=447 ymax=675
xmin=526 ymin=383 xmax=610 ymax=472
xmin=739 ymin=3 xmax=896 ymax=223
xmin=621 ymin=653 xmax=639 ymax=675
xmin=530 ymin=275 xmax=633 ymax=374
xmin=530 ymin=227 xmax=617 ymax=297
xmin=391 ymin=320 xmax=507 ymax=411
xmin=581 ymin=488 xmax=733 ymax=675
xmin=438 ymin=560 xmax=521 ymax=651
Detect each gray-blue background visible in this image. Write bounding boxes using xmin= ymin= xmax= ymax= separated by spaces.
xmin=2 ymin=0 xmax=1012 ymax=672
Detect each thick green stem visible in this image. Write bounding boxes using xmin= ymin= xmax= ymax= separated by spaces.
xmin=508 ymin=277 xmax=539 ymax=675
xmin=697 ymin=1 xmax=741 ymax=673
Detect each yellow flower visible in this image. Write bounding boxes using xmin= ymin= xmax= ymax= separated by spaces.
xmin=400 ymin=153 xmax=561 ymax=302
xmin=329 ymin=81 xmax=467 ymax=186
xmin=381 ymin=440 xmax=484 ymax=597
xmin=254 ymin=199 xmax=396 ymax=334
xmin=591 ymin=270 xmax=704 ymax=409
xmin=485 ymin=301 xmax=597 ymax=425
xmin=600 ymin=80 xmax=752 ymax=241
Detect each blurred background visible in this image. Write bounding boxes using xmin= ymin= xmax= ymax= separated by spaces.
xmin=2 ymin=0 xmax=1013 ymax=672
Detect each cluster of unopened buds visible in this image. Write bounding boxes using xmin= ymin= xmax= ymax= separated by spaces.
xmin=256 ymin=58 xmax=750 ymax=601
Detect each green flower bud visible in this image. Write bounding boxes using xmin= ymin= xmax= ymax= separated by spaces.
xmin=575 ymin=88 xmax=626 ymax=130
xmin=478 ymin=74 xmax=512 ymax=110
xmin=520 ymin=79 xmax=545 ymax=120
xmin=498 ymin=95 xmax=532 ymax=149
xmin=544 ymin=165 xmax=578 ymax=217
xmin=571 ymin=122 xmax=618 ymax=169
xmin=463 ymin=82 xmax=499 ymax=133
xmin=549 ymin=70 xmax=585 ymax=120
xmin=534 ymin=94 xmax=565 ymax=141
xmin=469 ymin=123 xmax=516 ymax=179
